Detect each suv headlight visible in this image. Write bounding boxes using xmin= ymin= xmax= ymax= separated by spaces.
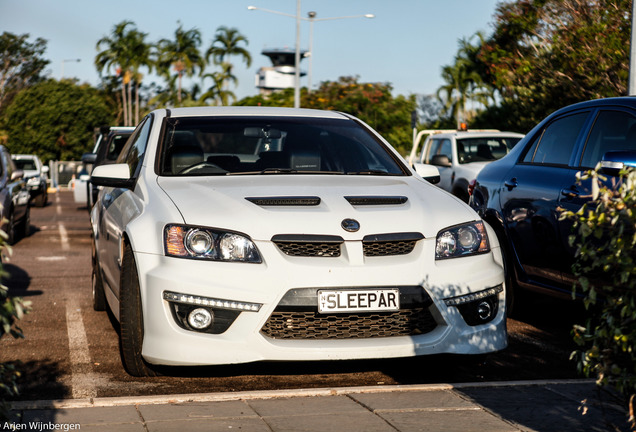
xmin=435 ymin=221 xmax=489 ymax=259
xmin=27 ymin=176 xmax=40 ymax=186
xmin=164 ymin=224 xmax=262 ymax=263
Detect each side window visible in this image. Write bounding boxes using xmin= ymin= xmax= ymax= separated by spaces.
xmin=580 ymin=110 xmax=636 ymax=168
xmin=424 ymin=139 xmax=441 ymax=163
xmin=117 ymin=116 xmax=152 ymax=177
xmin=439 ymin=139 xmax=452 ymax=162
xmin=523 ymin=112 xmax=589 ymax=165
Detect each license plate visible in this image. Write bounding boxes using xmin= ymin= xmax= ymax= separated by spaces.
xmin=317 ymin=289 xmax=400 ymax=313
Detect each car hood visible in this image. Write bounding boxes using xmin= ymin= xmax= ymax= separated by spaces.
xmin=22 ymin=169 xmax=40 ymax=178
xmin=156 ymin=175 xmax=477 ymax=241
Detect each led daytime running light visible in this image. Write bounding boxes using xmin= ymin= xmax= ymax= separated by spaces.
xmin=163 ymin=291 xmax=262 ymax=312
xmin=443 ymin=285 xmax=503 ymax=307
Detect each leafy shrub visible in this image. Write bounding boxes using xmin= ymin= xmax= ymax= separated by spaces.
xmin=560 ymin=166 xmax=635 ymax=427
xmin=0 ymin=245 xmax=30 ymax=421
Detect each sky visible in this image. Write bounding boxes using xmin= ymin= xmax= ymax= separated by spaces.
xmin=0 ymin=0 xmax=502 ymax=101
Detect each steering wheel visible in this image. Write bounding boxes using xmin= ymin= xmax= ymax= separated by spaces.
xmin=179 ymin=162 xmax=225 ymax=174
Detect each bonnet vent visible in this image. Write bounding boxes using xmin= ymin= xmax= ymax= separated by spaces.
xmin=246 ymin=196 xmax=321 ymax=206
xmin=345 ymin=196 xmax=408 ymax=206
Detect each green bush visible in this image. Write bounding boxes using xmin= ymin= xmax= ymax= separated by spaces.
xmin=0 ymin=244 xmax=30 ymax=421
xmin=560 ymin=166 xmax=635 ymax=427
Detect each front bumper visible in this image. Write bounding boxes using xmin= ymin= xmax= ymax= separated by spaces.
xmin=136 ymin=238 xmax=507 ymax=366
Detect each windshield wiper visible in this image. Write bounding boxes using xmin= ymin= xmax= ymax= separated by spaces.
xmin=347 ymin=170 xmax=392 ymax=175
xmin=260 ymin=168 xmax=298 ymax=174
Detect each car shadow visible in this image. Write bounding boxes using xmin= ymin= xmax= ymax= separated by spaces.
xmin=3 ymin=263 xmax=42 ymax=297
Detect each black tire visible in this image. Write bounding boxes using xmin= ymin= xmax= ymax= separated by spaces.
xmin=119 ymin=243 xmax=157 ymax=377
xmin=20 ymin=205 xmax=30 ymax=239
xmin=5 ymin=209 xmax=16 ymax=246
xmin=92 ymin=240 xmax=106 ymax=311
xmin=35 ymin=189 xmax=47 ymax=207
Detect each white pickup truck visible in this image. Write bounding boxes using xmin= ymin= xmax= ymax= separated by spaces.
xmin=411 ymin=130 xmax=524 ymax=202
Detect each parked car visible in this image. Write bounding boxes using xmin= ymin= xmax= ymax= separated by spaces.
xmin=11 ymin=154 xmax=49 ymax=207
xmin=470 ymin=97 xmax=636 ymax=310
xmin=74 ymin=126 xmax=135 ymax=208
xmin=89 ymin=107 xmax=507 ymax=376
xmin=413 ymin=130 xmax=524 ymax=202
xmin=0 ymin=147 xmax=30 ymax=245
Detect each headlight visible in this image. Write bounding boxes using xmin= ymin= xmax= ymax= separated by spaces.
xmin=164 ymin=224 xmax=262 ymax=263
xmin=435 ymin=221 xmax=489 ymax=259
xmin=27 ymin=176 xmax=40 ymax=186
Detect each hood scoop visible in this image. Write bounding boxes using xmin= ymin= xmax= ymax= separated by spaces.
xmin=246 ymin=196 xmax=321 ymax=206
xmin=345 ymin=196 xmax=408 ymax=206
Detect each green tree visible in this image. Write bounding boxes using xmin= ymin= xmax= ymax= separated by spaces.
xmin=437 ymin=35 xmax=493 ymax=128
xmin=205 ymin=27 xmax=251 ymax=105
xmin=304 ymin=76 xmax=416 ymax=155
xmin=157 ymin=23 xmax=204 ymax=105
xmin=560 ymin=167 xmax=636 ymax=426
xmin=4 ymin=80 xmax=112 ymax=161
xmin=478 ymin=0 xmax=630 ymax=131
xmin=95 ymin=21 xmax=153 ymax=126
xmin=0 ymin=32 xmax=49 ymax=116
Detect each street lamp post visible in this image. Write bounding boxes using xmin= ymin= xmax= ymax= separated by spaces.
xmin=248 ymin=5 xmax=374 ymax=104
xmin=61 ymin=58 xmax=81 ymax=79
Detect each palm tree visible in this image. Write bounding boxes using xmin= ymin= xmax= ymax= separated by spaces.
xmin=200 ymin=69 xmax=236 ymax=106
xmin=95 ymin=21 xmax=153 ymax=126
xmin=157 ymin=23 xmax=204 ymax=105
xmin=437 ymin=34 xmax=492 ymax=128
xmin=206 ymin=27 xmax=251 ymax=104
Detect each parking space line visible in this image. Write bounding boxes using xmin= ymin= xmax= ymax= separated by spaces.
xmin=65 ymin=298 xmax=97 ymax=400
xmin=59 ymin=224 xmax=70 ymax=251
xmin=56 ymin=192 xmax=62 ymax=215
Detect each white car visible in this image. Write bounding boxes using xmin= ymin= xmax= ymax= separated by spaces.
xmin=90 ymin=107 xmax=507 ymax=376
xmin=12 ymin=154 xmax=49 ymax=207
xmin=413 ymin=131 xmax=524 ymax=202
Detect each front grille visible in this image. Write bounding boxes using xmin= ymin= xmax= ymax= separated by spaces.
xmin=275 ymin=241 xmax=341 ymax=257
xmin=260 ymin=286 xmax=437 ymax=340
xmin=363 ymin=240 xmax=417 ymax=256
xmin=261 ymin=308 xmax=437 ymax=339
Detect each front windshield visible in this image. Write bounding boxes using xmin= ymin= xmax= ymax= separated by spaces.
xmin=13 ymin=159 xmax=37 ymax=170
xmin=158 ymin=116 xmax=407 ymax=176
xmin=456 ymin=137 xmax=521 ymax=164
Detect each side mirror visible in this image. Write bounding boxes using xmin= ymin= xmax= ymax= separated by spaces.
xmin=90 ymin=163 xmax=134 ymax=189
xmin=430 ymin=154 xmax=452 ymax=167
xmin=11 ymin=169 xmax=24 ymax=181
xmin=81 ymin=152 xmax=98 ymax=164
xmin=600 ymin=150 xmax=636 ymax=175
xmin=412 ymin=163 xmax=441 ymax=184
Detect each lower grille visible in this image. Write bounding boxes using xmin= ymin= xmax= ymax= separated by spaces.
xmin=275 ymin=241 xmax=341 ymax=257
xmin=363 ymin=240 xmax=417 ymax=256
xmin=261 ymin=307 xmax=437 ymax=340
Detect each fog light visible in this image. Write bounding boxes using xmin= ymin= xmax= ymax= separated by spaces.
xmin=188 ymin=308 xmax=213 ymax=330
xmin=476 ymin=301 xmax=492 ymax=320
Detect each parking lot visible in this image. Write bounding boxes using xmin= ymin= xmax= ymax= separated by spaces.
xmin=1 ymin=190 xmax=584 ymax=402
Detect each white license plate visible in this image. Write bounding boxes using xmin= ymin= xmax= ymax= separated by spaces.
xmin=317 ymin=289 xmax=400 ymax=313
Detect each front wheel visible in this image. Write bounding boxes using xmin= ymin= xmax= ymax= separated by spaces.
xmin=119 ymin=243 xmax=157 ymax=377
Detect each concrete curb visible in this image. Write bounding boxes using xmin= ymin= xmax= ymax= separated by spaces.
xmin=11 ymin=378 xmax=596 ymax=410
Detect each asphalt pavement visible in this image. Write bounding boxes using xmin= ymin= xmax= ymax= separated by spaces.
xmin=7 ymin=379 xmax=632 ymax=432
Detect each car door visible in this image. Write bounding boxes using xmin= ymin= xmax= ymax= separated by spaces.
xmin=558 ymin=107 xmax=636 ymax=287
xmin=499 ymin=110 xmax=591 ymax=293
xmin=98 ymin=117 xmax=151 ymax=297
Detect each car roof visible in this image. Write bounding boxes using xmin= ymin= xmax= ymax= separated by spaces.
xmin=11 ymin=154 xmax=39 ymax=159
xmin=429 ymin=131 xmax=525 ymax=139
xmin=160 ymin=106 xmax=351 ymax=120
xmin=554 ymin=96 xmax=636 ymax=112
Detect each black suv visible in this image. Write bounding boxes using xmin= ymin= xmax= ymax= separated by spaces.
xmin=0 ymin=146 xmax=30 ymax=245
xmin=470 ymin=97 xmax=636 ymax=308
